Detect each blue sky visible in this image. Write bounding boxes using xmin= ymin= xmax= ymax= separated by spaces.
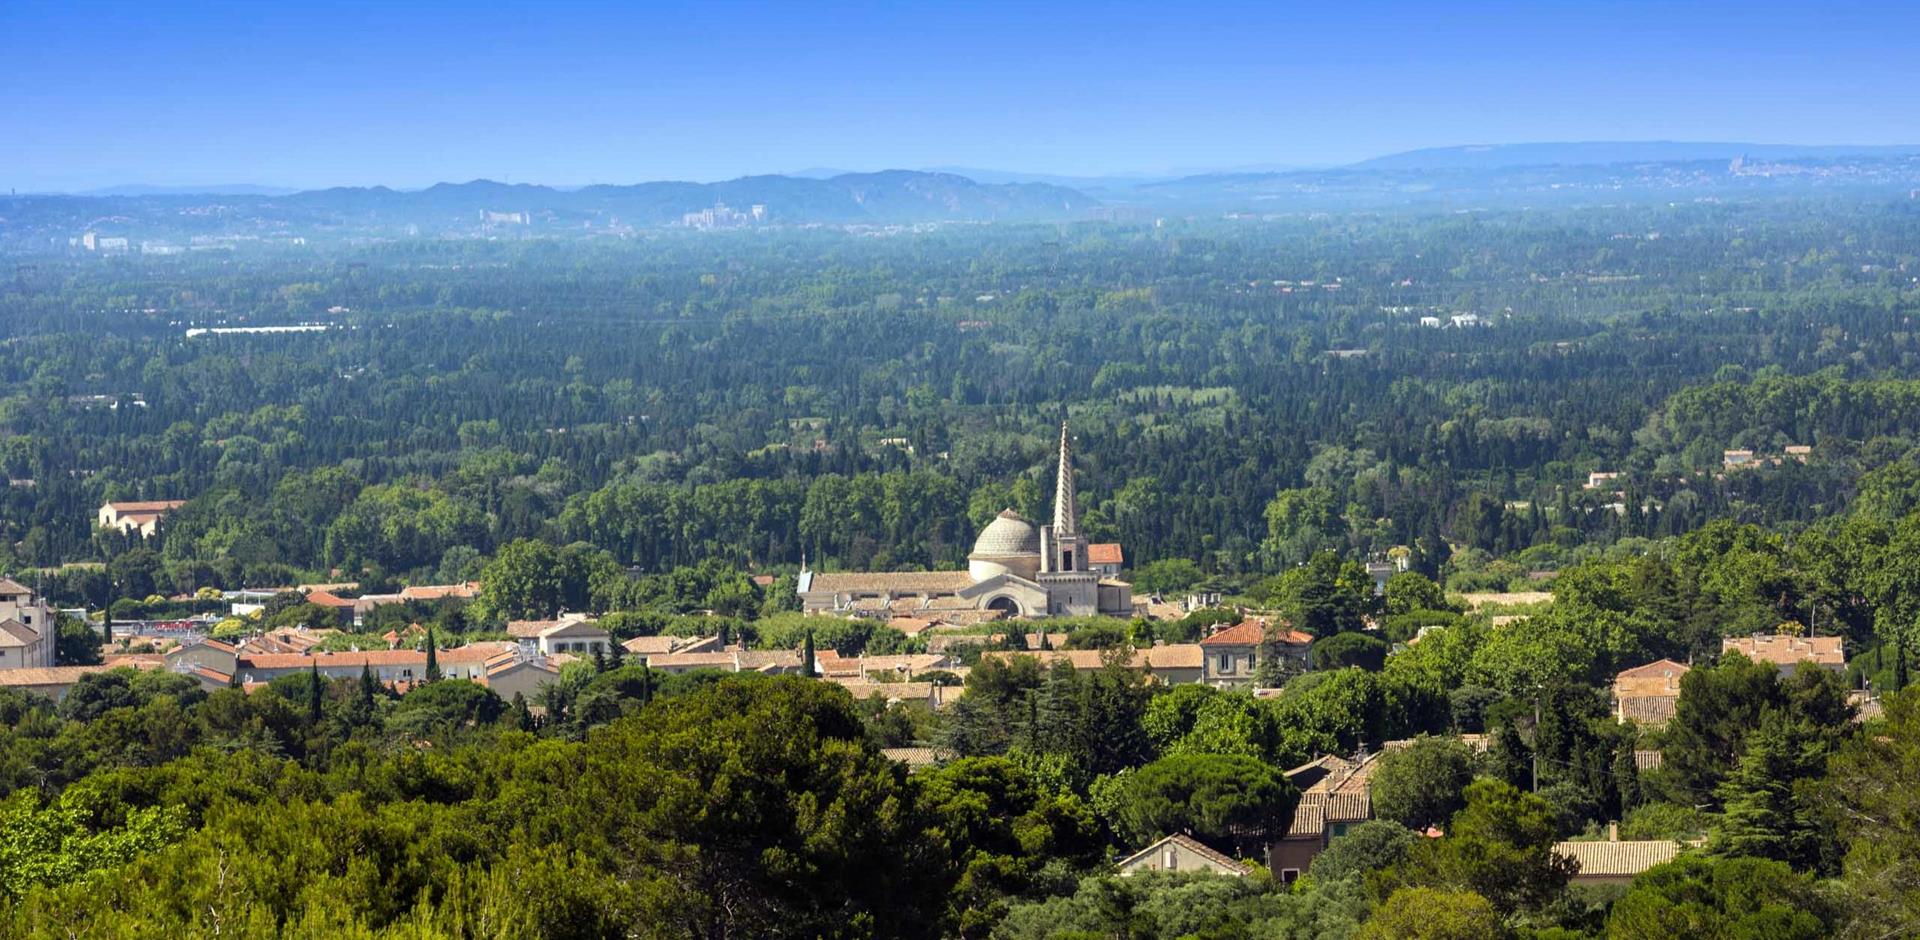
xmin=5 ymin=0 xmax=1919 ymax=191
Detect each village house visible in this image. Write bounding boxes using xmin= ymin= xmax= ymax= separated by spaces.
xmin=0 ymin=579 xmax=57 ymax=671
xmin=978 ymin=644 xmax=1205 ymax=684
xmin=507 ymin=615 xmax=612 ymax=657
xmin=825 ymin=679 xmax=961 ymax=708
xmin=166 ymin=637 xmax=241 ymax=679
xmin=1117 ymin=834 xmax=1252 ymax=877
xmin=1722 ymin=633 xmax=1844 ymax=675
xmin=1613 ymin=659 xmax=1690 ymax=725
xmin=0 ymin=662 xmax=166 ymax=702
xmin=222 ymin=646 xmax=509 ymax=686
xmin=1554 ymin=828 xmax=1682 ymax=888
xmin=644 ymin=649 xmax=807 ymax=676
xmin=399 ymin=582 xmax=481 ymax=602
xmin=813 ymin=650 xmax=951 ymax=681
xmin=482 ymin=651 xmax=563 ymax=700
xmin=1086 ymin=543 xmax=1125 ymax=578
xmin=1267 ymin=751 xmax=1383 ymax=882
xmin=1199 ymin=619 xmax=1312 ymax=687
xmin=96 ymin=500 xmax=188 ymax=537
xmin=619 ymin=634 xmax=724 ymax=663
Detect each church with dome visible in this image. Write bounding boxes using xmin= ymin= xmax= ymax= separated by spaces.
xmin=797 ymin=424 xmax=1134 ymax=619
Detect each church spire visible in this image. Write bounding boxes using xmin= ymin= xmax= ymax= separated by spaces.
xmin=1053 ymin=421 xmax=1078 ymax=537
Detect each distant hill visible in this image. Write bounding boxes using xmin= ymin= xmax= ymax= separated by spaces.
xmin=1350 ymin=141 xmax=1920 ymax=171
xmin=248 ymin=171 xmax=1093 ymax=226
xmin=76 ymin=183 xmax=302 ymax=196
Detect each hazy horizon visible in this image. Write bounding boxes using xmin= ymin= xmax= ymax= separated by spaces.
xmin=8 ymin=0 xmax=1920 ymax=192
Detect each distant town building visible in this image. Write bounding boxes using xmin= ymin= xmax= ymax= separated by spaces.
xmin=1117 ymin=834 xmax=1251 ymax=877
xmin=1613 ymin=659 xmax=1689 ymax=725
xmin=1555 ymin=831 xmax=1682 ymax=888
xmin=798 ymin=424 xmax=1132 ymax=619
xmin=0 ymin=579 xmax=57 ymax=671
xmin=505 ymin=614 xmax=612 ymax=657
xmin=97 ymin=500 xmax=189 ymax=538
xmin=1199 ymin=619 xmax=1312 ymax=687
xmin=479 ymin=210 xmax=530 ymax=225
xmin=1723 ymin=633 xmax=1844 ymax=675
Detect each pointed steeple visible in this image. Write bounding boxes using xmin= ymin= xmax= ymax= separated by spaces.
xmin=1053 ymin=421 xmax=1078 ymax=537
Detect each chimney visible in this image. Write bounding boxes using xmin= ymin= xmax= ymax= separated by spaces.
xmin=1609 ymin=822 xmax=1619 ymax=842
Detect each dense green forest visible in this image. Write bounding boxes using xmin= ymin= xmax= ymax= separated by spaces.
xmin=6 ymin=200 xmax=1920 ymax=592
xmin=5 ymin=198 xmax=1920 ymax=937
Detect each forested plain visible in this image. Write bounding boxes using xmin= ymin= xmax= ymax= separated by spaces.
xmin=3 ymin=198 xmax=1920 ymax=936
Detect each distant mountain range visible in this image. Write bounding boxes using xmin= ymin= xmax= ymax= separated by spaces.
xmin=44 ymin=141 xmax=1920 ymax=201
xmin=10 ymin=143 xmax=1920 ymax=250
xmin=1349 ymin=141 xmax=1920 ymax=171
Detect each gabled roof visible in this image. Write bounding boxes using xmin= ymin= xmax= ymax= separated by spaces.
xmin=805 ymin=571 xmax=975 ymax=595
xmin=1086 ymin=543 xmax=1125 ymax=565
xmin=1115 ymin=834 xmax=1251 ymax=876
xmin=1553 ymin=839 xmax=1681 ymax=877
xmin=0 ymin=578 xmax=33 ymax=595
xmin=0 ymin=619 xmax=41 ymax=645
xmin=103 ymin=500 xmax=187 ymax=513
xmin=399 ymin=582 xmax=479 ymax=601
xmin=303 ymin=591 xmax=356 ymax=609
xmin=623 ymin=634 xmax=720 ymax=656
xmin=486 ymin=656 xmax=559 ymax=678
xmin=0 ymin=663 xmax=163 ymax=687
xmin=539 ymin=618 xmax=608 ymax=639
xmin=1616 ymin=659 xmax=1690 ymax=681
xmin=1200 ymin=621 xmax=1267 ymax=646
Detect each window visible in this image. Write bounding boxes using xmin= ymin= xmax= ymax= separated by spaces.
xmin=1281 ymin=868 xmax=1301 ymax=884
xmin=1218 ymin=653 xmax=1232 ymax=672
xmin=1163 ymin=847 xmax=1177 ymax=870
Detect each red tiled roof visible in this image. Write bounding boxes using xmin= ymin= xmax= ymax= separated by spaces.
xmin=106 ymin=500 xmax=187 ymax=513
xmin=303 ymin=591 xmax=356 ymax=609
xmin=1616 ymin=658 xmax=1690 ymax=681
xmin=237 ymin=647 xmax=496 ymax=670
xmin=399 ymin=583 xmax=479 ymax=601
xmin=1723 ymin=634 xmax=1844 ymax=667
xmin=1200 ymin=619 xmax=1309 ymax=647
xmin=1086 ymin=543 xmax=1125 ymax=565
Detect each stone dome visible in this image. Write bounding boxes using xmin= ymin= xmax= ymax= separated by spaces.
xmin=970 ymin=510 xmax=1041 ymax=558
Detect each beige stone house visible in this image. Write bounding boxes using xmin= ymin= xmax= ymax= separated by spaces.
xmin=1117 ymin=834 xmax=1251 ymax=877
xmin=1613 ymin=659 xmax=1690 ymax=725
xmin=97 ymin=500 xmax=188 ymax=537
xmin=0 ymin=579 xmax=56 ymax=670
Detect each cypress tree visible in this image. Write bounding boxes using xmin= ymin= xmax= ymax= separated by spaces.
xmin=306 ymin=663 xmax=323 ymax=722
xmin=511 ymin=691 xmax=534 ymax=732
xmin=608 ymin=637 xmax=626 ymax=669
xmin=803 ymin=628 xmax=817 ymax=678
xmin=425 ymin=627 xmax=442 ymax=682
xmin=592 ymin=645 xmax=607 ymax=674
xmin=358 ymin=663 xmax=377 ymax=714
xmin=640 ymin=662 xmax=654 ymax=704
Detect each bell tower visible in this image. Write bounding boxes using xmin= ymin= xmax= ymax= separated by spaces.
xmin=1037 ymin=422 xmax=1098 ymax=614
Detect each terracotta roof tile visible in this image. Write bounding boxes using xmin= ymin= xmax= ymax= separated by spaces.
xmin=1722 ymin=635 xmax=1844 ymax=667
xmin=806 ymin=571 xmax=975 ymax=594
xmin=1553 ymin=840 xmax=1681 ymax=877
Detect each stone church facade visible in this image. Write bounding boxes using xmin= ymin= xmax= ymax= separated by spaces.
xmin=797 ymin=424 xmax=1133 ymax=619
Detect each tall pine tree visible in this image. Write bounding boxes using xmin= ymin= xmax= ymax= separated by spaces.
xmin=1710 ymin=715 xmax=1825 ymax=871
